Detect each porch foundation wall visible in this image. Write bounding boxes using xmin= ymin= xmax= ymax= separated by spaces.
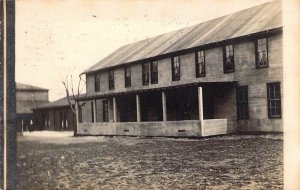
xmin=202 ymin=119 xmax=228 ymax=136
xmin=77 ymin=120 xmax=228 ymax=137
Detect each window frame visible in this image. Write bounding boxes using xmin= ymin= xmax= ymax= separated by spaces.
xmin=195 ymin=50 xmax=206 ymax=77
xmin=124 ymin=66 xmax=131 ymax=88
xmin=150 ymin=61 xmax=158 ymax=84
xmin=91 ymin=101 xmax=95 ymax=123
xmin=102 ymin=100 xmax=109 ymax=122
xmin=94 ymin=73 xmax=100 ymax=92
xmin=267 ymin=82 xmax=282 ymax=119
xmin=236 ymin=85 xmax=249 ymax=120
xmin=142 ymin=62 xmax=150 ymax=85
xmin=223 ymin=44 xmax=235 ymax=73
xmin=255 ymin=37 xmax=269 ymax=68
xmin=171 ymin=56 xmax=180 ymax=81
xmin=108 ymin=69 xmax=114 ymax=90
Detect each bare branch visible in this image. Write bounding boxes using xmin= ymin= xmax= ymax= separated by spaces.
xmin=62 ymin=75 xmax=76 ymax=114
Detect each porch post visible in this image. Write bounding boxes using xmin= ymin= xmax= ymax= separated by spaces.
xmin=75 ymin=101 xmax=79 ymax=134
xmin=113 ymin=96 xmax=117 ymax=122
xmin=198 ymin=87 xmax=204 ymax=135
xmin=136 ymin=94 xmax=141 ymax=122
xmin=162 ymin=91 xmax=167 ymax=122
xmin=93 ymin=99 xmax=96 ymax=123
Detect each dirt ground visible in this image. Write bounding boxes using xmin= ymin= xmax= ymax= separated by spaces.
xmin=16 ymin=132 xmax=283 ymax=190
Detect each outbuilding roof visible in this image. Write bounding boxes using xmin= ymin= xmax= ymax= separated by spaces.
xmin=83 ymin=0 xmax=282 ymax=74
xmin=16 ymin=82 xmax=49 ymax=91
xmin=34 ymin=97 xmax=73 ymax=110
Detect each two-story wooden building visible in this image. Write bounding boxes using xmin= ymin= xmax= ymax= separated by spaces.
xmin=76 ymin=0 xmax=282 ymax=137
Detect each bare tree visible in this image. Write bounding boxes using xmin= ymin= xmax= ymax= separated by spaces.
xmin=62 ymin=74 xmax=86 ymax=114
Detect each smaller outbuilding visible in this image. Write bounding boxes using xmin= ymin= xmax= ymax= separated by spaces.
xmin=16 ymin=83 xmax=49 ymax=132
xmin=33 ymin=97 xmax=76 ymax=132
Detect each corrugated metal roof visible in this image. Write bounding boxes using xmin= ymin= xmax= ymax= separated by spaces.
xmin=16 ymin=83 xmax=49 ymax=91
xmin=83 ymin=0 xmax=282 ymax=74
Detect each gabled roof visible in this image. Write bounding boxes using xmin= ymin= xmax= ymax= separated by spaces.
xmin=16 ymin=82 xmax=49 ymax=91
xmin=83 ymin=0 xmax=282 ymax=74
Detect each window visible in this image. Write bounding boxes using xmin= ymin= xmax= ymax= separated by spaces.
xmin=151 ymin=61 xmax=158 ymax=84
xmin=195 ymin=50 xmax=205 ymax=77
xmin=172 ymin=56 xmax=180 ymax=81
xmin=103 ymin=100 xmax=109 ymax=122
xmin=267 ymin=82 xmax=281 ymax=118
xmin=223 ymin=44 xmax=234 ymax=73
xmin=256 ymin=38 xmax=268 ymax=68
xmin=91 ymin=102 xmax=94 ymax=123
xmin=78 ymin=105 xmax=83 ymax=123
xmin=94 ymin=73 xmax=100 ymax=92
xmin=124 ymin=66 xmax=131 ymax=87
xmin=142 ymin=62 xmax=150 ymax=85
xmin=108 ymin=70 xmax=114 ymax=90
xmin=236 ymin=86 xmax=249 ymax=119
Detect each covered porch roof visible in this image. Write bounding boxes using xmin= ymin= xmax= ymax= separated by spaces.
xmin=77 ymin=81 xmax=237 ymax=101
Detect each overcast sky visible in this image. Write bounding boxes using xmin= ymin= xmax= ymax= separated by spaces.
xmin=16 ymin=0 xmax=272 ymax=101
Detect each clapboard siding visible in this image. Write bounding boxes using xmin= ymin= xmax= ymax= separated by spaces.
xmin=235 ymin=33 xmax=283 ymax=132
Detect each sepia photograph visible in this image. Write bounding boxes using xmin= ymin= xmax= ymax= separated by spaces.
xmin=1 ymin=0 xmax=300 ymax=189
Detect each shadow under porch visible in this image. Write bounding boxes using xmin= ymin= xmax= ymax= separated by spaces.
xmin=76 ymin=82 xmax=236 ymax=137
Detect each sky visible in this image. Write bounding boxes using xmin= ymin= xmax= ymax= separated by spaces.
xmin=16 ymin=0 xmax=273 ymax=101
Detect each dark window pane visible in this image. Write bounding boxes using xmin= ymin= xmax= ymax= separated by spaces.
xmin=94 ymin=73 xmax=100 ymax=92
xmin=224 ymin=45 xmax=234 ymax=73
xmin=143 ymin=62 xmax=149 ymax=85
xmin=256 ymin=38 xmax=268 ymax=67
xmin=109 ymin=70 xmax=114 ymax=90
xmin=236 ymin=86 xmax=249 ymax=119
xmin=172 ymin=56 xmax=180 ymax=81
xmin=267 ymin=82 xmax=281 ymax=118
xmin=125 ymin=66 xmax=131 ymax=87
xmin=196 ymin=50 xmax=205 ymax=77
xmin=151 ymin=61 xmax=158 ymax=84
xmin=103 ymin=100 xmax=108 ymax=122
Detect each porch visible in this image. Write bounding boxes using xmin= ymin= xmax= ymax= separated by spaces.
xmin=76 ymin=83 xmax=236 ymax=137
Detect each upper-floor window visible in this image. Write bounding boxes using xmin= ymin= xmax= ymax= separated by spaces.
xmin=172 ymin=56 xmax=180 ymax=81
xmin=195 ymin=50 xmax=205 ymax=77
xmin=256 ymin=38 xmax=268 ymax=68
xmin=124 ymin=66 xmax=131 ymax=88
xmin=223 ymin=44 xmax=234 ymax=73
xmin=108 ymin=70 xmax=114 ymax=90
xmin=267 ymin=82 xmax=281 ymax=118
xmin=142 ymin=62 xmax=150 ymax=85
xmin=151 ymin=61 xmax=158 ymax=84
xmin=236 ymin=86 xmax=249 ymax=120
xmin=94 ymin=73 xmax=100 ymax=92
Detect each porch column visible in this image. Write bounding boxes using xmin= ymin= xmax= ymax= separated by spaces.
xmin=93 ymin=99 xmax=97 ymax=123
xmin=136 ymin=94 xmax=141 ymax=122
xmin=75 ymin=101 xmax=79 ymax=134
xmin=113 ymin=97 xmax=117 ymax=122
xmin=198 ymin=87 xmax=204 ymax=134
xmin=162 ymin=91 xmax=167 ymax=122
